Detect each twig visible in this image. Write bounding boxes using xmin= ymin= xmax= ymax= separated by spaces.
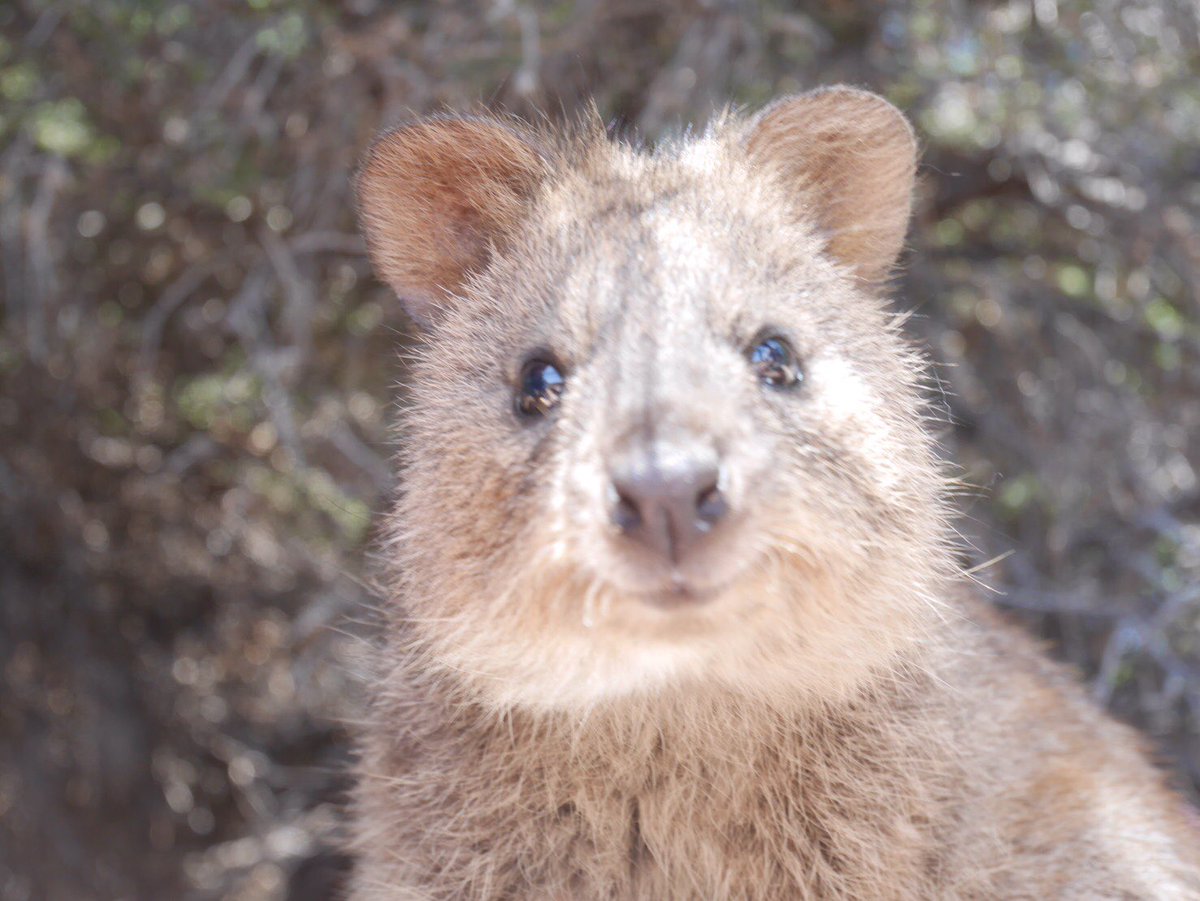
xmin=289 ymin=231 xmax=366 ymax=257
xmin=0 ymin=140 xmax=30 ymax=330
xmin=24 ymin=2 xmax=65 ymax=47
xmin=202 ymin=30 xmax=262 ymax=113
xmin=963 ymin=549 xmax=1015 ymax=576
xmin=138 ymin=261 xmax=217 ymax=375
xmin=329 ymin=423 xmax=392 ymax=493
xmin=25 ymin=156 xmax=70 ymax=362
xmin=261 ymin=227 xmax=315 ymax=355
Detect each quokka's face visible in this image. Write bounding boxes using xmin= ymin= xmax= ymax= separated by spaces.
xmin=360 ymin=90 xmax=952 ymax=710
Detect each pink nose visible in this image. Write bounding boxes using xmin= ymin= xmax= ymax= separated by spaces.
xmin=608 ymin=446 xmax=728 ymax=565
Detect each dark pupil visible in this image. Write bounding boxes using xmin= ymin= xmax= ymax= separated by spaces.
xmin=519 ymin=361 xmax=565 ymax=416
xmin=751 ymin=338 xmax=799 ymax=387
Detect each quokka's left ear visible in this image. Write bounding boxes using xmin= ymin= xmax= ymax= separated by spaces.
xmin=745 ymin=86 xmax=918 ymax=282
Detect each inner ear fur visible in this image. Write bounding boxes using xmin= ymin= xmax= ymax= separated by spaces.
xmin=355 ymin=117 xmax=547 ymax=325
xmin=746 ymin=86 xmax=918 ymax=282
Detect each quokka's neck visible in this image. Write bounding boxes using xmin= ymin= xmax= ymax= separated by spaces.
xmin=420 ymin=650 xmax=947 ymax=783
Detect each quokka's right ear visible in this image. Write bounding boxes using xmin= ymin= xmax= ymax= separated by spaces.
xmin=355 ymin=117 xmax=548 ymax=326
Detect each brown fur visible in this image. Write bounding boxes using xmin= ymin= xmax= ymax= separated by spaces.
xmin=351 ymin=88 xmax=1200 ymax=899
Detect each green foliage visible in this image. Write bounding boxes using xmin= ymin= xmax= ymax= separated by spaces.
xmin=28 ymin=98 xmax=93 ymax=156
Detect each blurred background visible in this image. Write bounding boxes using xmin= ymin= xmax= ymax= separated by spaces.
xmin=1 ymin=1 xmax=1198 ymax=898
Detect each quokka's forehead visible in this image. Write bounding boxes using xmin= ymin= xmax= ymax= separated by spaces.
xmin=532 ymin=134 xmax=778 ymax=228
xmin=526 ymin=168 xmax=819 ymax=291
xmin=509 ymin=214 xmax=833 ymax=353
xmin=511 ymin=223 xmax=798 ymax=350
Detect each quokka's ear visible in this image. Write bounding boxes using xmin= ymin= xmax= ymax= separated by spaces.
xmin=355 ymin=117 xmax=548 ymax=326
xmin=746 ymin=86 xmax=918 ymax=282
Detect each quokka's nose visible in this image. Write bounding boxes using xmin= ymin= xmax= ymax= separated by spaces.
xmin=608 ymin=445 xmax=728 ymax=564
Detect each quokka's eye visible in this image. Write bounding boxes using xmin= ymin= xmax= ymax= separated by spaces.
xmin=749 ymin=335 xmax=803 ymax=389
xmin=516 ymin=358 xmax=566 ymax=418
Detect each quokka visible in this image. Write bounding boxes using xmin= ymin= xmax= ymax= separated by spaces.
xmin=349 ymin=87 xmax=1200 ymax=899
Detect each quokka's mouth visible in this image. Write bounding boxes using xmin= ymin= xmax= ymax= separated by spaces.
xmin=610 ymin=569 xmax=747 ymax=612
xmin=580 ymin=537 xmax=766 ymax=618
xmin=636 ymin=577 xmax=724 ymax=610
